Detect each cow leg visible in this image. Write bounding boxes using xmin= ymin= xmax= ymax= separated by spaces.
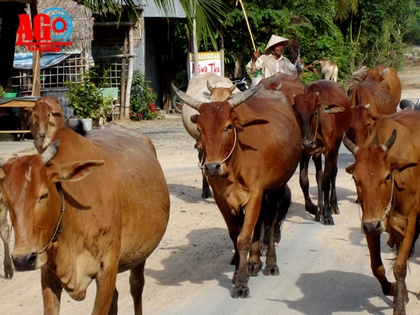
xmin=329 ymin=142 xmax=341 ymax=215
xmin=366 ymin=234 xmax=396 ymax=297
xmin=232 ymin=194 xmax=263 ymax=298
xmin=41 ymin=265 xmax=63 ymax=314
xmin=248 ymin=210 xmax=263 ymax=276
xmin=0 ymin=205 xmax=13 ymax=279
xmin=92 ymin=264 xmax=119 ymax=315
xmin=393 ymin=217 xmax=416 ymax=314
xmin=263 ymin=185 xmax=291 ymax=276
xmin=130 ymin=260 xmax=146 ymax=315
xmin=299 ymin=152 xmax=317 ymax=217
xmin=109 ymin=288 xmax=118 ymax=315
xmin=320 ymin=152 xmax=335 ymax=225
xmin=198 ymin=149 xmax=212 ymax=198
xmin=313 ymin=154 xmax=323 ymax=222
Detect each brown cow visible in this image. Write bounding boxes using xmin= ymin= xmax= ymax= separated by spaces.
xmin=343 ymin=108 xmax=420 ymax=315
xmin=181 ymin=73 xmax=239 ymax=198
xmin=26 ymin=96 xmax=65 ymax=153
xmin=259 ymin=72 xmax=305 ymax=103
xmin=365 ymin=65 xmax=402 ymax=106
xmin=0 ymin=124 xmax=170 ymax=314
xmin=292 ymin=80 xmax=352 ymax=225
xmin=173 ymin=84 xmax=301 ymax=298
xmin=347 ymin=76 xmax=397 ymax=147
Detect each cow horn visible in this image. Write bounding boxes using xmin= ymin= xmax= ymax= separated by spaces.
xmin=381 ymin=128 xmax=397 ymax=152
xmin=172 ymin=83 xmax=202 ymax=110
xmin=228 ymin=85 xmax=261 ymax=108
xmin=230 ymin=83 xmax=237 ymax=92
xmin=41 ymin=140 xmax=60 ymax=164
xmin=276 ymin=82 xmax=283 ymax=92
xmin=343 ymin=134 xmax=359 ymax=155
xmin=206 ymin=81 xmax=214 ymax=93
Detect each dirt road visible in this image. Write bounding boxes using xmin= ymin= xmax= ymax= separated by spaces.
xmin=1 ymin=66 xmax=420 ymax=314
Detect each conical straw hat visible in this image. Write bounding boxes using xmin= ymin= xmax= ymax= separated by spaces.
xmin=264 ymin=34 xmax=290 ymax=52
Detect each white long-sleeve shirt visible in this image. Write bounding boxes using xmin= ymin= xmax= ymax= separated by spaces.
xmin=246 ymin=54 xmax=298 ymax=85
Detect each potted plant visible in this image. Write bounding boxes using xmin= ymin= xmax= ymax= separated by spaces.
xmin=130 ymin=71 xmax=163 ymax=120
xmin=64 ymin=67 xmax=112 ymax=129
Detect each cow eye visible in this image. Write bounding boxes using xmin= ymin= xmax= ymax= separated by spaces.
xmin=225 ymin=124 xmax=233 ymax=132
xmin=39 ymin=193 xmax=48 ymax=201
xmin=385 ymin=173 xmax=392 ymax=182
xmin=196 ymin=127 xmax=202 ymax=134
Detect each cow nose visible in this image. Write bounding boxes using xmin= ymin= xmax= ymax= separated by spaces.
xmin=12 ymin=252 xmax=38 ymax=271
xmin=302 ymin=139 xmax=315 ymax=149
xmin=362 ymin=221 xmax=383 ymax=235
xmin=204 ymin=162 xmax=222 ymax=176
xmin=38 ymin=132 xmax=46 ymax=138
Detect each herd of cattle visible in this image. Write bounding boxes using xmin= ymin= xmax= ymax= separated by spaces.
xmin=0 ymin=64 xmax=418 ymax=314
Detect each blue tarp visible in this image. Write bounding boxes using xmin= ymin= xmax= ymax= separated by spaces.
xmin=13 ymin=53 xmax=72 ymax=70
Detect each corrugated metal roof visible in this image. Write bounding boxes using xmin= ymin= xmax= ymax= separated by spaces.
xmin=136 ymin=0 xmax=186 ymax=18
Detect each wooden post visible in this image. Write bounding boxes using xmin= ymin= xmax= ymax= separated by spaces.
xmin=124 ymin=25 xmax=134 ymax=117
xmin=30 ymin=2 xmax=41 ymax=96
xmin=119 ymin=30 xmax=128 ymax=119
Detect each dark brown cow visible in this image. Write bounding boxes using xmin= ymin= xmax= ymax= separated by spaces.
xmin=347 ymin=76 xmax=396 ymax=147
xmin=343 ymin=108 xmax=420 ymax=315
xmin=0 ymin=124 xmax=170 ymax=314
xmin=26 ymin=96 xmax=65 ymax=153
xmin=173 ymin=84 xmax=301 ymax=298
xmin=292 ymin=80 xmax=351 ymax=225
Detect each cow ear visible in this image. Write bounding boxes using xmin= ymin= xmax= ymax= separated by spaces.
xmin=53 ymin=160 xmax=105 ymax=182
xmin=345 ymin=164 xmax=355 ymax=175
xmin=190 ymin=114 xmax=199 ymax=124
xmin=389 ymin=156 xmax=418 ymax=173
xmin=24 ymin=107 xmax=33 ymax=112
xmin=202 ymin=92 xmax=210 ymax=99
xmin=320 ymin=103 xmax=345 ymax=114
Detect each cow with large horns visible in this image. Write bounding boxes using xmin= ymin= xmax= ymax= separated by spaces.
xmin=292 ymin=80 xmax=352 ymax=225
xmin=343 ymin=108 xmax=420 ymax=315
xmin=0 ymin=124 xmax=170 ymax=314
xmin=180 ymin=73 xmax=239 ymax=198
xmin=173 ymin=83 xmax=301 ymax=298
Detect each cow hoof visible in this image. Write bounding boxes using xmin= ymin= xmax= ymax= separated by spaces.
xmin=4 ymin=266 xmax=13 ymax=279
xmin=248 ymin=262 xmax=262 ymax=276
xmin=323 ymin=217 xmax=335 ymax=225
xmin=231 ymin=286 xmax=250 ymax=298
xmin=263 ymin=265 xmax=279 ymax=276
xmin=201 ymin=189 xmax=212 ymax=199
xmin=314 ymin=213 xmax=321 ymax=221
xmin=332 ymin=206 xmax=340 ymax=215
xmin=305 ymin=204 xmax=318 ymax=215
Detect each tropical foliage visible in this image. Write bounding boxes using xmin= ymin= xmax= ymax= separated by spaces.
xmin=129 ymin=71 xmax=161 ymax=121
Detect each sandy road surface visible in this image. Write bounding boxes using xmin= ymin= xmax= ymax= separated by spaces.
xmin=1 ymin=66 xmax=420 ymax=315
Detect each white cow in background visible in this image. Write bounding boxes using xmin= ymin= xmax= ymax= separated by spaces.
xmin=316 ymin=60 xmax=339 ymax=81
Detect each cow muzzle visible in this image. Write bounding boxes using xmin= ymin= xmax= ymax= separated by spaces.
xmin=204 ymin=162 xmax=223 ymax=176
xmin=362 ymin=221 xmax=384 ymax=235
xmin=12 ymin=252 xmax=38 ymax=271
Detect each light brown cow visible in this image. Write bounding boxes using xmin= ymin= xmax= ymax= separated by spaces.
xmin=26 ymin=96 xmax=65 ymax=153
xmin=259 ymin=72 xmax=305 ymax=103
xmin=365 ymin=65 xmax=402 ymax=106
xmin=0 ymin=124 xmax=170 ymax=314
xmin=343 ymin=108 xmax=420 ymax=315
xmin=346 ymin=66 xmax=400 ymax=147
xmin=292 ymin=80 xmax=352 ymax=225
xmin=174 ymin=84 xmax=301 ymax=298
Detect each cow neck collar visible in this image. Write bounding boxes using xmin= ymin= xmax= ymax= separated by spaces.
xmin=35 ymin=182 xmax=66 ymax=255
xmin=219 ymin=127 xmax=238 ymax=167
xmin=380 ymin=173 xmax=395 ymax=221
